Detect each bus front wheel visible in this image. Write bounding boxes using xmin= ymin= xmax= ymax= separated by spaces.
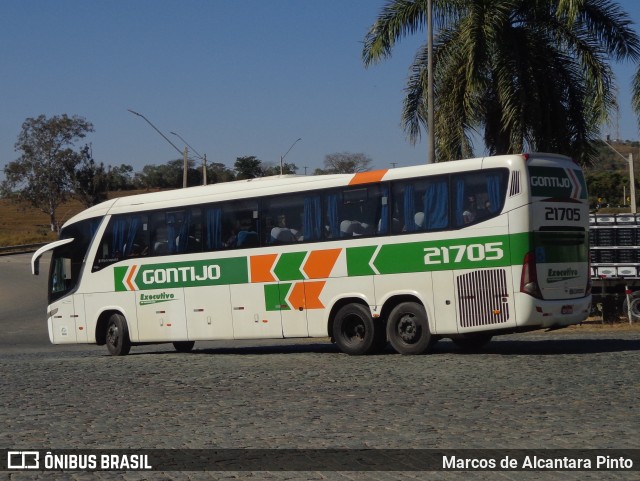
xmin=386 ymin=302 xmax=432 ymax=355
xmin=332 ymin=303 xmax=383 ymax=355
xmin=105 ymin=313 xmax=131 ymax=356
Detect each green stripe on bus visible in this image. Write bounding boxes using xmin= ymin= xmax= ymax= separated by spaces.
xmin=347 ymin=233 xmax=533 ymax=276
xmin=273 ymin=252 xmax=306 ymax=281
xmin=114 ymin=256 xmax=248 ymax=291
xmin=346 ymin=245 xmax=378 ymax=276
xmin=264 ymin=283 xmax=291 ymax=311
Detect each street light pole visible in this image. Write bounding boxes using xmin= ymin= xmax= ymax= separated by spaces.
xmin=604 ymin=139 xmax=636 ymax=213
xmin=280 ymin=137 xmax=302 ymax=175
xmin=128 ymin=109 xmax=189 ymax=188
xmin=171 ymin=131 xmax=207 ymax=186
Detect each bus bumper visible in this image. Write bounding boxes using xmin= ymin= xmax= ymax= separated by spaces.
xmin=514 ymin=294 xmax=591 ymax=328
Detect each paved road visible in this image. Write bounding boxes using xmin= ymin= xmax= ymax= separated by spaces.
xmin=1 ymin=253 xmax=639 ymax=480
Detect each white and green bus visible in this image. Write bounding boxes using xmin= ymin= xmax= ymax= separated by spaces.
xmin=32 ymin=153 xmax=591 ymax=356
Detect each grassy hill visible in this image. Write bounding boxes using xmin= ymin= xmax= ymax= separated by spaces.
xmin=0 ymin=190 xmax=153 ymax=247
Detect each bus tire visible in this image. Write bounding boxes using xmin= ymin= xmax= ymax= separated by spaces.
xmin=332 ymin=303 xmax=380 ymax=355
xmin=622 ymin=291 xmax=640 ymax=322
xmin=173 ymin=341 xmax=195 ymax=353
xmin=386 ymin=302 xmax=431 ymax=355
xmin=451 ymin=332 xmax=493 ymax=351
xmin=105 ymin=313 xmax=131 ymax=356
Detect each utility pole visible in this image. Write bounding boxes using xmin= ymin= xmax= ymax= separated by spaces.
xmin=280 ymin=138 xmax=302 ymax=175
xmin=182 ymin=147 xmax=188 ymax=189
xmin=604 ymin=139 xmax=636 ymax=213
xmin=171 ymin=131 xmax=207 ymax=186
xmin=128 ymin=109 xmax=189 ymax=188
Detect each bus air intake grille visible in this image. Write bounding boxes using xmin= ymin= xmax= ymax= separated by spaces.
xmin=456 ymin=269 xmax=510 ymax=327
xmin=509 ymin=171 xmax=521 ymax=196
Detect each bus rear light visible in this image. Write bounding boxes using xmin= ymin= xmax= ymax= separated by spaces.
xmin=521 ymin=251 xmax=543 ymax=299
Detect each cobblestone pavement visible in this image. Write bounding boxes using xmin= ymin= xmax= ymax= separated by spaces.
xmin=2 ymin=332 xmax=639 ymax=481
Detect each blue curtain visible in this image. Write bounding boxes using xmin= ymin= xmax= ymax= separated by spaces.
xmin=326 ymin=193 xmax=340 ymax=239
xmin=304 ymin=196 xmax=322 ymax=241
xmin=123 ymin=217 xmax=140 ymax=256
xmin=378 ymin=184 xmax=389 ymax=234
xmin=177 ymin=210 xmax=192 ymax=253
xmin=166 ymin=213 xmax=177 ymax=254
xmin=205 ymin=208 xmax=222 ymax=250
xmin=455 ymin=178 xmax=466 ymax=226
xmin=111 ymin=218 xmax=126 ymax=257
xmin=486 ymin=173 xmax=502 ymax=214
xmin=403 ymin=184 xmax=417 ymax=232
xmin=424 ymin=180 xmax=449 ymax=230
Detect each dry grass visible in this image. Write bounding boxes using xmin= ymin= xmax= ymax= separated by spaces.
xmin=0 ymin=191 xmax=152 ymax=247
xmin=0 ymin=198 xmax=83 ymax=246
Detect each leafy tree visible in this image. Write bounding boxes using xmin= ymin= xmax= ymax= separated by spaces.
xmin=107 ymin=164 xmax=136 ymax=190
xmin=235 ymin=156 xmax=264 ymax=179
xmin=262 ymin=162 xmax=298 ymax=176
xmin=73 ymin=145 xmax=109 ymax=207
xmin=1 ymin=114 xmax=94 ymax=230
xmin=136 ymin=158 xmax=200 ymax=189
xmin=318 ymin=152 xmax=372 ymax=174
xmin=363 ymin=0 xmax=640 ymax=164
xmin=206 ymin=162 xmax=237 ymax=184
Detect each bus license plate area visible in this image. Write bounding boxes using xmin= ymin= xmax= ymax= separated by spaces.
xmin=561 ymin=305 xmax=573 ymax=315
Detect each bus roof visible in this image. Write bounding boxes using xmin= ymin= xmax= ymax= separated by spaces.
xmin=61 ymin=153 xmax=572 ymax=228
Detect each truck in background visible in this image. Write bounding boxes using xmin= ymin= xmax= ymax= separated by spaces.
xmin=590 ymin=212 xmax=640 ymax=322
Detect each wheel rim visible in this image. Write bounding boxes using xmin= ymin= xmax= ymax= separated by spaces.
xmin=106 ymin=322 xmax=119 ymax=347
xmin=396 ymin=313 xmax=420 ymax=344
xmin=630 ymin=299 xmax=640 ymax=319
xmin=342 ymin=314 xmax=366 ymax=345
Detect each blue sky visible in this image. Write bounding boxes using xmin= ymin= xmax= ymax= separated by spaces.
xmin=1 ymin=0 xmax=640 ymax=179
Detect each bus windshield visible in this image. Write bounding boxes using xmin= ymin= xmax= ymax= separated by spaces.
xmin=49 ymin=217 xmax=102 ymax=303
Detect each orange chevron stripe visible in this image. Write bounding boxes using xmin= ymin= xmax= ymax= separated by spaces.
xmin=288 ymin=282 xmax=306 ymax=310
xmin=302 ymin=281 xmax=325 ymax=309
xmin=348 ymin=169 xmax=388 ymax=185
xmin=126 ymin=265 xmax=138 ymax=291
xmin=303 ymin=248 xmax=341 ymax=279
xmin=250 ymin=254 xmax=277 ymax=283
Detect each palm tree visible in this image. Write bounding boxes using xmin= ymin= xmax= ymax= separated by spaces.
xmin=363 ymin=0 xmax=640 ymax=164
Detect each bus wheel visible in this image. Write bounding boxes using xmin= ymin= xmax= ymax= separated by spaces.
xmin=105 ymin=313 xmax=131 ymax=356
xmin=333 ymin=303 xmax=380 ymax=355
xmin=386 ymin=302 xmax=432 ymax=355
xmin=173 ymin=341 xmax=195 ymax=353
xmin=622 ymin=291 xmax=640 ymax=322
xmin=451 ymin=333 xmax=493 ymax=351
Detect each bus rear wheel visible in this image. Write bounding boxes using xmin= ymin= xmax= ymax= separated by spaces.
xmin=386 ymin=302 xmax=431 ymax=355
xmin=105 ymin=313 xmax=131 ymax=356
xmin=332 ymin=303 xmax=383 ymax=355
xmin=173 ymin=341 xmax=195 ymax=353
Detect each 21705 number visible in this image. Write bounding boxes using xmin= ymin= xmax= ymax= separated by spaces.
xmin=423 ymin=242 xmax=504 ymax=265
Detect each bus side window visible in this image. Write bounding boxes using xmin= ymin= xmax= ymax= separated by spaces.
xmin=262 ymin=195 xmax=305 ymax=244
xmin=453 ymin=170 xmax=506 ymax=227
xmin=340 ymin=185 xmax=384 ymax=237
xmin=217 ymin=200 xmax=259 ymax=250
xmin=392 ymin=178 xmax=449 ymax=234
xmin=92 ymin=214 xmax=149 ymax=271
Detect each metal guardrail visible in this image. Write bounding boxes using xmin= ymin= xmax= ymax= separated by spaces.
xmin=0 ymin=243 xmax=47 ymax=255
